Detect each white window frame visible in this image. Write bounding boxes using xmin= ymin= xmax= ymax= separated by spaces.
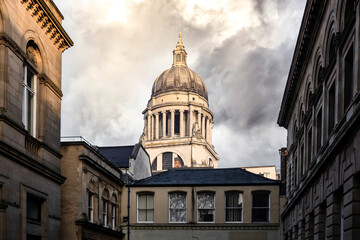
xmin=197 ymin=192 xmax=215 ymax=223
xmin=111 ymin=204 xmax=116 ymax=230
xmin=137 ymin=193 xmax=154 ymax=223
xmin=103 ymin=199 xmax=108 ymax=227
xmin=22 ymin=65 xmax=37 ymax=136
xmin=168 ymin=192 xmax=187 ymax=223
xmin=225 ymin=191 xmax=243 ymax=223
xmin=88 ymin=192 xmax=94 ymax=223
xmin=251 ymin=191 xmax=270 ymax=223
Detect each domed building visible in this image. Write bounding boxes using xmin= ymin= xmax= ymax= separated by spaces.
xmin=140 ymin=33 xmax=219 ymax=171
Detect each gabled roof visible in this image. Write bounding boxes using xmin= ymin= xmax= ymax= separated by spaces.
xmin=98 ymin=145 xmax=135 ymax=168
xmin=133 ymin=168 xmax=280 ymax=186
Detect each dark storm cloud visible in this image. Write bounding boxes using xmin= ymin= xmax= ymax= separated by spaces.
xmin=56 ymin=0 xmax=306 ymax=167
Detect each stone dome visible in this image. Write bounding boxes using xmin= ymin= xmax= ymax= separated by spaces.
xmin=151 ymin=65 xmax=208 ymax=100
xmin=151 ymin=32 xmax=208 ymax=101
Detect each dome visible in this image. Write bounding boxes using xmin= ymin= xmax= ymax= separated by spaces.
xmin=151 ymin=65 xmax=208 ymax=100
xmin=151 ymin=33 xmax=208 ymax=101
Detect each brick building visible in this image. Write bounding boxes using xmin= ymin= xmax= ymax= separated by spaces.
xmin=278 ymin=0 xmax=360 ymax=239
xmin=0 ymin=0 xmax=72 ymax=239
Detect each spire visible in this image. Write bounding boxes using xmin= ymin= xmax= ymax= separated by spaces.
xmin=173 ymin=32 xmax=187 ymax=66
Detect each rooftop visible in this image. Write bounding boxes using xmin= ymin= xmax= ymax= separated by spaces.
xmin=133 ymin=167 xmax=280 ymax=186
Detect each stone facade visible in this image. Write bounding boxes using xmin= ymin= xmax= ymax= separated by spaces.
xmin=277 ymin=0 xmax=360 ymax=239
xmin=122 ymin=168 xmax=284 ymax=240
xmin=0 ymin=0 xmax=71 ymax=239
xmin=141 ymin=33 xmax=219 ymax=171
xmin=60 ymin=138 xmax=125 ymax=240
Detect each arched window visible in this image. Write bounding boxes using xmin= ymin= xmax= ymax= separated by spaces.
xmin=161 ymin=152 xmax=184 ymax=170
xmin=197 ymin=191 xmax=215 ymax=222
xmin=176 ymin=54 xmax=180 ymax=62
xmin=169 ymin=192 xmax=187 ymax=223
xmin=151 ymin=157 xmax=157 ymax=171
xmin=344 ymin=0 xmax=355 ymax=24
xmin=225 ymin=191 xmax=243 ymax=222
xmin=328 ymin=33 xmax=336 ymax=65
xmin=111 ymin=194 xmax=117 ymax=229
xmin=252 ymin=191 xmax=270 ymax=222
xmin=137 ymin=192 xmax=154 ymax=222
xmin=23 ymin=40 xmax=41 ymax=136
xmin=102 ymin=188 xmax=110 ymax=227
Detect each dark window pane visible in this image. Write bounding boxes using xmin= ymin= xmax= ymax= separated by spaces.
xmin=198 ymin=210 xmax=214 ymax=222
xmin=252 ymin=192 xmax=269 ymax=207
xmin=328 ymin=84 xmax=335 ymax=132
xmin=252 ymin=191 xmax=269 ymax=222
xmin=162 ymin=152 xmax=172 ymax=170
xmin=174 ymin=111 xmax=180 ymax=134
xmin=344 ymin=45 xmax=353 ymax=110
xmin=151 ymin=158 xmax=157 ymax=171
xmin=27 ymin=194 xmax=42 ymax=222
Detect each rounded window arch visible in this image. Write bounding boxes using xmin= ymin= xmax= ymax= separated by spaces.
xmin=305 ymin=82 xmax=313 ymax=112
xmin=102 ymin=188 xmax=110 ymax=200
xmin=153 ymin=152 xmax=184 ymax=170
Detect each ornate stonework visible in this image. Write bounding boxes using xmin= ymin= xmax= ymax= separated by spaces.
xmin=20 ymin=0 xmax=73 ymax=52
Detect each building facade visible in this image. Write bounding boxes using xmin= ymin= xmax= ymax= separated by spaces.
xmin=278 ymin=0 xmax=360 ymax=239
xmin=124 ymin=168 xmax=283 ymax=240
xmin=0 ymin=0 xmax=72 ymax=239
xmin=140 ymin=33 xmax=219 ymax=172
xmin=60 ymin=138 xmax=125 ymax=240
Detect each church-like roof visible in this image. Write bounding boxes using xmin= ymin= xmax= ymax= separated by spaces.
xmin=133 ymin=168 xmax=280 ymax=186
xmin=151 ymin=33 xmax=208 ymax=100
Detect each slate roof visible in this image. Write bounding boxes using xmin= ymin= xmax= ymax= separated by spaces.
xmin=133 ymin=168 xmax=280 ymax=186
xmin=97 ymin=145 xmax=135 ymax=168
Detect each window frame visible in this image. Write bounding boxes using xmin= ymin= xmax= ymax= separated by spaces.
xmin=251 ymin=191 xmax=270 ymax=223
xmin=102 ymin=199 xmax=108 ymax=227
xmin=88 ymin=192 xmax=94 ymax=223
xmin=197 ymin=191 xmax=215 ymax=223
xmin=168 ymin=191 xmax=187 ymax=223
xmin=22 ymin=64 xmax=37 ymax=136
xmin=111 ymin=203 xmax=116 ymax=230
xmin=137 ymin=192 xmax=154 ymax=223
xmin=225 ymin=191 xmax=243 ymax=223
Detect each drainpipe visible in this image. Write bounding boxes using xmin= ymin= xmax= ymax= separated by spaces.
xmin=127 ymin=183 xmax=130 ymax=240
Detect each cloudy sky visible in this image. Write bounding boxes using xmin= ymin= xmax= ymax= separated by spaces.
xmin=54 ymin=0 xmax=306 ymax=168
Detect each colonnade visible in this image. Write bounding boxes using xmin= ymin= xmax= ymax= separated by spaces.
xmin=145 ymin=109 xmax=212 ymax=143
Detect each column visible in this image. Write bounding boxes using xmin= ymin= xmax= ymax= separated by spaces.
xmin=209 ymin=121 xmax=213 ymax=145
xmin=162 ymin=111 xmax=166 ymax=138
xmin=325 ymin=192 xmax=341 ymax=240
xmin=147 ymin=114 xmax=151 ymax=140
xmin=155 ymin=113 xmax=159 ymax=140
xmin=205 ymin=118 xmax=209 ymax=141
xmin=180 ymin=110 xmax=184 ymax=137
xmin=150 ymin=114 xmax=154 ymax=140
xmin=189 ymin=108 xmax=193 ymax=136
xmin=314 ymin=203 xmax=326 ymax=240
xmin=201 ymin=114 xmax=205 ymax=138
xmin=170 ymin=110 xmax=175 ymax=137
xmin=197 ymin=110 xmax=201 ymax=126
xmin=343 ymin=175 xmax=360 ymax=239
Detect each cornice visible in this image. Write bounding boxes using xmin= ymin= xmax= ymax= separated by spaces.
xmin=38 ymin=73 xmax=62 ymax=98
xmin=0 ymin=140 xmax=65 ymax=184
xmin=278 ymin=0 xmax=325 ymax=128
xmin=129 ymin=223 xmax=280 ymax=231
xmin=20 ymin=0 xmax=73 ymax=52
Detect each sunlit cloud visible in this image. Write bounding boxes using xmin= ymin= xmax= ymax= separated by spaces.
xmin=55 ymin=0 xmax=306 ymax=168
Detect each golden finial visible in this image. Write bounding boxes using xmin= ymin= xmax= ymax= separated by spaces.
xmin=173 ymin=32 xmax=187 ymax=66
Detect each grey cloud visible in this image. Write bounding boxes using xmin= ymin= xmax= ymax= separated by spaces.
xmin=57 ymin=0 xmax=305 ymax=167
